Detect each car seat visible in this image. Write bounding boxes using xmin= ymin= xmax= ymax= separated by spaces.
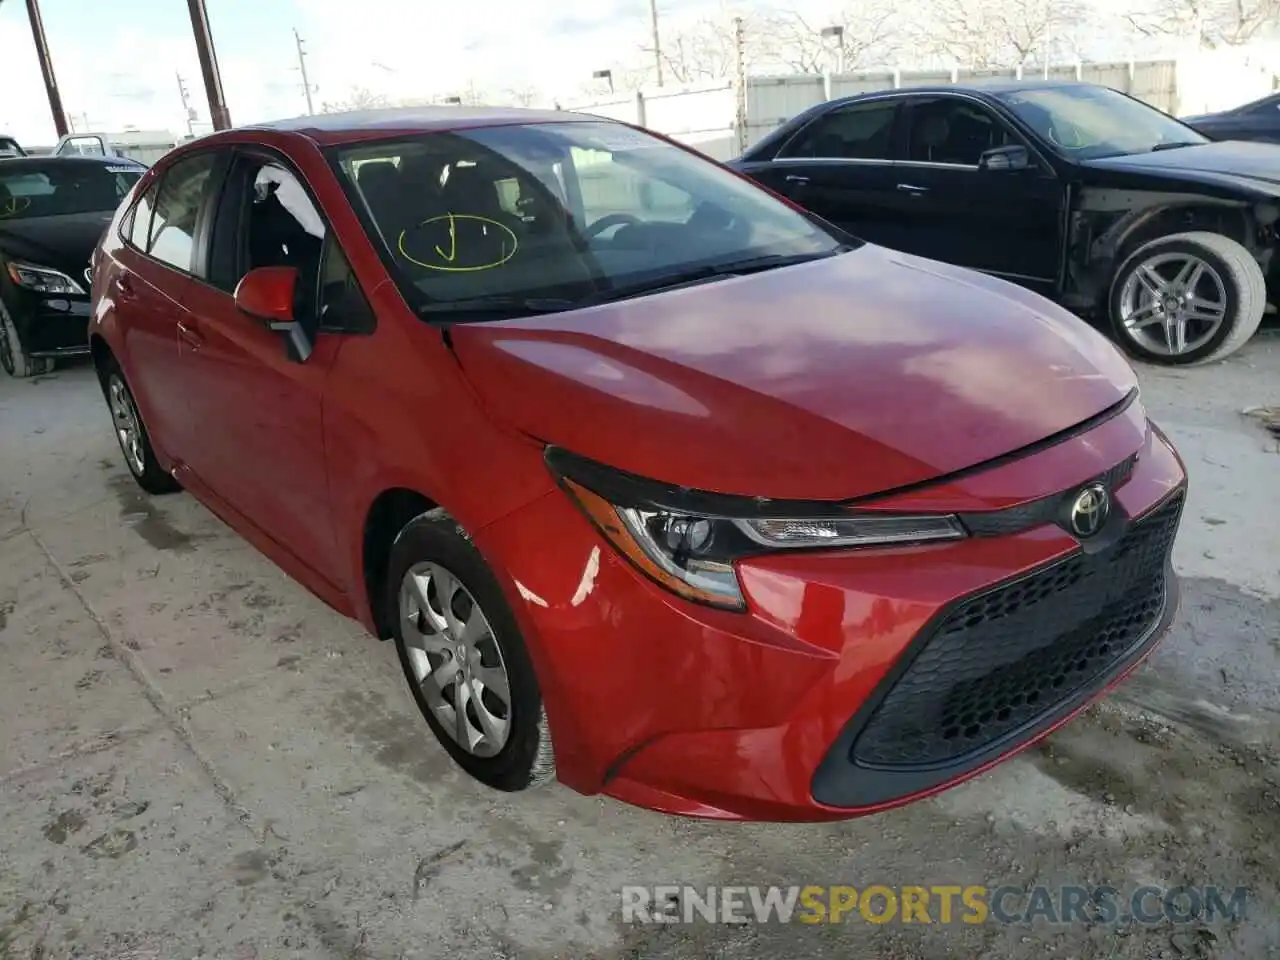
xmin=913 ymin=112 xmax=951 ymax=162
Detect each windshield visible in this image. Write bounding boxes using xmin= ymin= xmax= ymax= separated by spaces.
xmin=0 ymin=161 xmax=140 ymax=220
xmin=996 ymin=86 xmax=1208 ymax=160
xmin=331 ymin=121 xmax=846 ymax=316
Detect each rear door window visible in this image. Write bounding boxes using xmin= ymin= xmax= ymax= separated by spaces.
xmin=781 ymin=100 xmax=901 ymax=161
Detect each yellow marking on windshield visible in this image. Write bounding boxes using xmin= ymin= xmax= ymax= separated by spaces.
xmin=435 ymin=212 xmax=458 ymax=262
xmin=397 ymin=213 xmax=518 ymax=272
xmin=0 ymin=197 xmax=32 ymax=218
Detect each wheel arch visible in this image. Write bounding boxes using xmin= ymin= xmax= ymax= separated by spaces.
xmin=361 ymin=487 xmax=440 ymax=640
xmin=89 ymin=333 xmax=115 ymax=391
xmin=1071 ymin=197 xmax=1274 ymax=309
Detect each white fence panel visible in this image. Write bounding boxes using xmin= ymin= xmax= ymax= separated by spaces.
xmin=644 ymin=83 xmax=737 ymax=158
xmin=570 ymin=96 xmax=642 ymax=124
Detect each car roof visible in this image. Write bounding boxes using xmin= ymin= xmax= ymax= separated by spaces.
xmin=240 ymin=105 xmax=600 ymax=146
xmin=831 ymin=79 xmax=1094 ymax=105
xmin=0 ymin=154 xmax=144 ymax=170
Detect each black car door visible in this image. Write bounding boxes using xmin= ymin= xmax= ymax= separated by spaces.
xmin=890 ymin=94 xmax=1065 ymax=295
xmin=736 ymin=97 xmax=908 ymax=249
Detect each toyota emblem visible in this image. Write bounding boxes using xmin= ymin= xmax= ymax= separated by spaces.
xmin=1068 ymin=483 xmax=1110 ymax=538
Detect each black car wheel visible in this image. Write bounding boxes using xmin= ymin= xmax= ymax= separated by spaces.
xmin=1108 ymin=231 xmax=1265 ymax=365
xmin=100 ymin=358 xmax=182 ymax=495
xmin=0 ymin=296 xmax=54 ymax=379
xmin=387 ymin=508 xmax=556 ymax=792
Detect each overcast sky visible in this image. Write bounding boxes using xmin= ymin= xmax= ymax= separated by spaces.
xmin=0 ymin=0 xmax=1195 ymax=144
xmin=0 ymin=0 xmax=747 ymax=143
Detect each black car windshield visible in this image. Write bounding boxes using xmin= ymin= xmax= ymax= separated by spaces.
xmin=0 ymin=161 xmax=141 ymax=221
xmin=331 ymin=120 xmax=847 ymax=316
xmin=996 ymin=85 xmax=1209 ymax=160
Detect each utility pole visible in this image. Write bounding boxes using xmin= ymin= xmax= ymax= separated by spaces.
xmin=186 ymin=0 xmax=232 ymax=130
xmin=24 ymin=0 xmax=69 ymax=137
xmin=649 ymin=0 xmax=664 ymax=87
xmin=176 ymin=72 xmax=196 ymax=136
xmin=294 ymin=28 xmax=315 ymax=115
xmin=733 ymin=17 xmax=748 ymax=155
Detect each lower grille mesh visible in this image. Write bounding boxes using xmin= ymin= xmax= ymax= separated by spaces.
xmin=850 ymin=492 xmax=1184 ymax=768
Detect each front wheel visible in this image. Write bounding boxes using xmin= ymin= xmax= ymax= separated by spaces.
xmin=0 ymin=297 xmax=53 ymax=379
xmin=388 ymin=509 xmax=555 ymax=792
xmin=1108 ymin=231 xmax=1266 ymax=365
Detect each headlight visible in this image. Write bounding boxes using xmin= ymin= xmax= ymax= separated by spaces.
xmin=6 ymin=261 xmax=86 ymax=295
xmin=549 ymin=450 xmax=965 ymax=610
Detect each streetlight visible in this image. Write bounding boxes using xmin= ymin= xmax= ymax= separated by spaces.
xmin=593 ymin=69 xmax=615 ymax=94
xmin=820 ymin=25 xmax=845 ymax=76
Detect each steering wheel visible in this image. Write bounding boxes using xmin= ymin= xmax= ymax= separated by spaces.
xmin=584 ymin=213 xmax=642 ymax=240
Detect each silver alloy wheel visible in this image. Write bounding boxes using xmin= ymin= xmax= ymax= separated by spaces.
xmin=1118 ymin=251 xmax=1228 ymax=357
xmin=108 ymin=374 xmax=145 ymax=476
xmin=399 ymin=561 xmax=512 ymax=757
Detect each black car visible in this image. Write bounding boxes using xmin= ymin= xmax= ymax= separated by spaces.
xmin=1183 ymin=93 xmax=1280 ymax=144
xmin=730 ymin=81 xmax=1279 ymax=365
xmin=0 ymin=155 xmax=143 ymax=377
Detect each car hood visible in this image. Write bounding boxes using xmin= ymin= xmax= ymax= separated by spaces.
xmin=450 ymin=245 xmax=1138 ymax=501
xmin=0 ymin=211 xmax=114 ymax=280
xmin=1083 ymin=140 xmax=1280 ymax=190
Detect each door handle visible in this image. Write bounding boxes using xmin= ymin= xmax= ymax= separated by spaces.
xmin=116 ymin=275 xmax=136 ymax=300
xmin=176 ymin=319 xmax=204 ymax=350
xmin=784 ymin=174 xmax=811 ymax=185
xmin=897 ymin=183 xmax=930 ymax=194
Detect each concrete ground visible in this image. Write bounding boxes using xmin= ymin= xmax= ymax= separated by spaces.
xmin=1 ymin=334 xmax=1278 ymax=960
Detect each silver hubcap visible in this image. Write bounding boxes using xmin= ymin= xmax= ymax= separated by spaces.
xmin=1119 ymin=252 xmax=1228 ymax=357
xmin=108 ymin=375 xmax=145 ymax=475
xmin=399 ymin=562 xmax=512 ymax=757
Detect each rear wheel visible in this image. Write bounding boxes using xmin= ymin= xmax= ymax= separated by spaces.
xmin=388 ymin=509 xmax=555 ymax=792
xmin=0 ymin=297 xmax=53 ymax=378
xmin=101 ymin=359 xmax=181 ymax=495
xmin=1108 ymin=231 xmax=1265 ymax=365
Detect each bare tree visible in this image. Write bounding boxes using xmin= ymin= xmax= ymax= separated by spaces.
xmin=501 ymin=86 xmax=543 ymax=108
xmin=758 ymin=3 xmax=901 ymax=74
xmin=1123 ymin=0 xmax=1280 ymax=48
xmin=916 ymin=0 xmax=1087 ymax=68
xmin=651 ymin=17 xmax=742 ymax=84
xmin=320 ymin=86 xmax=389 ymax=113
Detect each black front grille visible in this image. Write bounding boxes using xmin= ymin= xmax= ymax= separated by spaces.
xmin=850 ymin=491 xmax=1183 ymax=769
xmin=960 ymin=453 xmax=1137 ymax=537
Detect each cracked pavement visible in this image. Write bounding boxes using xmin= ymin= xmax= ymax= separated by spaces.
xmin=1 ymin=333 xmax=1278 ymax=960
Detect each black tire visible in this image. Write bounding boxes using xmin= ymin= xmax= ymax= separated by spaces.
xmin=387 ymin=508 xmax=555 ymax=792
xmin=0 ymin=296 xmax=54 ymax=379
xmin=1107 ymin=231 xmax=1266 ymax=365
xmin=100 ymin=357 xmax=182 ymax=495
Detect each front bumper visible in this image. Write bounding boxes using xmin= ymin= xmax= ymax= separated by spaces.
xmin=472 ymin=401 xmax=1187 ymax=822
xmin=8 ymin=288 xmax=92 ymax=357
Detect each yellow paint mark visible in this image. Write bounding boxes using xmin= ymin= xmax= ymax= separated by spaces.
xmin=398 ymin=213 xmax=518 ymax=273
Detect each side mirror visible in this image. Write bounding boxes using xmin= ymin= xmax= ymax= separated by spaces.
xmin=233 ymin=266 xmax=313 ymax=363
xmin=978 ymin=145 xmax=1031 ymax=172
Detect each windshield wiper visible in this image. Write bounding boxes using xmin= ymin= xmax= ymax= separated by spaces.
xmin=414 ymin=247 xmax=852 ymax=321
xmin=1150 ymin=141 xmax=1202 ymax=152
xmin=582 ymin=247 xmax=852 ymax=307
xmin=415 ymin=296 xmax=577 ymax=320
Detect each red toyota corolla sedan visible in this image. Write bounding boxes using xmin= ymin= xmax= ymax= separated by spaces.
xmin=89 ymin=107 xmax=1186 ymax=821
